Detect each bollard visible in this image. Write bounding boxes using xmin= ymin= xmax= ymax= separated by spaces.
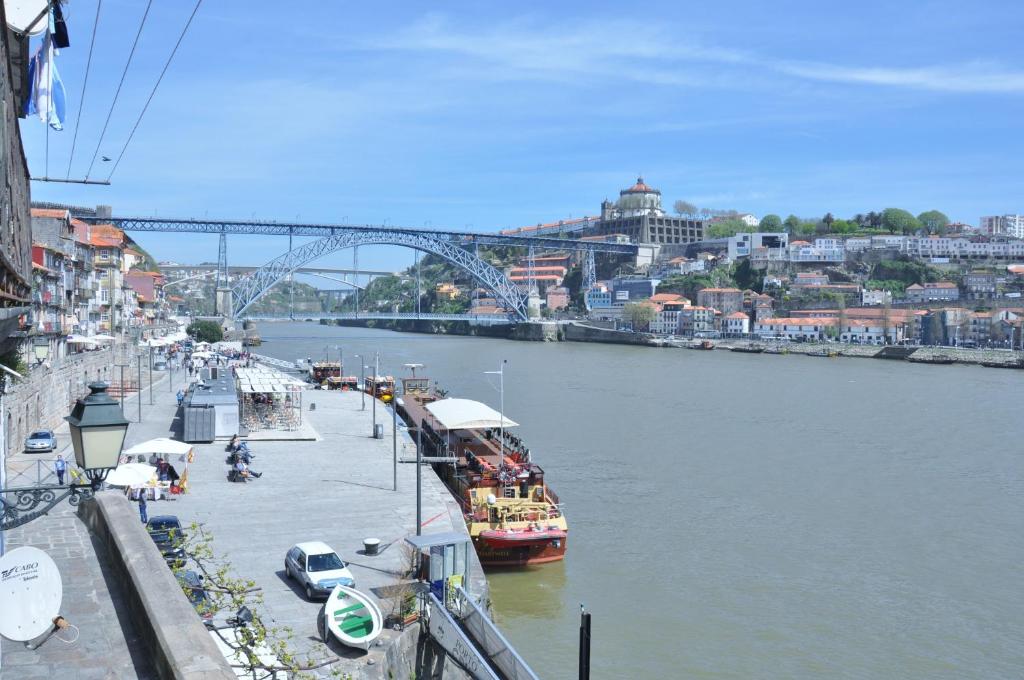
xmin=310 ymin=402 xmax=316 ymax=411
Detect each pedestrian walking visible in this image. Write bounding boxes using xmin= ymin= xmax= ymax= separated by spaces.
xmin=54 ymin=455 xmax=66 ymax=485
xmin=137 ymin=490 xmax=148 ymax=523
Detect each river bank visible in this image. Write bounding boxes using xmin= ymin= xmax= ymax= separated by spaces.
xmin=312 ymin=318 xmax=1024 ymax=368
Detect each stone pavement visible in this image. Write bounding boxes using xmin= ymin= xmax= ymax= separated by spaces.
xmin=0 ymin=367 xmax=185 ymax=679
xmin=171 ymin=387 xmax=471 ymax=677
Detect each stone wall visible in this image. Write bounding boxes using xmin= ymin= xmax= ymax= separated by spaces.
xmin=4 ymin=348 xmax=119 ymax=456
xmin=563 ymin=321 xmax=657 ymax=345
xmin=78 ymin=492 xmax=236 ymax=680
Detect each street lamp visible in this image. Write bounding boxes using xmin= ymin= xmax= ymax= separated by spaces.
xmin=0 ymin=382 xmax=129 ymax=532
xmin=65 ymin=383 xmax=130 ymax=488
xmin=354 ymin=354 xmax=365 ymax=410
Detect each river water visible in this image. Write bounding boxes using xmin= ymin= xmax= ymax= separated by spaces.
xmin=256 ymin=322 xmax=1023 ymax=679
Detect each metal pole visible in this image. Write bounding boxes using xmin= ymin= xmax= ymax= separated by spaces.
xmin=137 ymin=355 xmax=142 ymax=423
xmin=579 ymin=605 xmax=591 ymax=680
xmin=360 ymin=360 xmax=365 ymax=411
xmin=416 ymin=422 xmax=422 ymax=535
xmin=392 ymin=392 xmax=397 ymax=492
xmin=499 ymin=361 xmax=505 ymax=461
xmin=120 ymin=365 xmax=125 ymax=411
xmin=372 ymin=351 xmax=378 ymax=435
xmin=415 ymin=251 xmax=421 ymax=317
xmin=149 ymin=345 xmax=154 ymax=405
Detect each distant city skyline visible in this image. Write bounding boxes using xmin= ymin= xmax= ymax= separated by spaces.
xmin=21 ymin=1 xmax=1024 ymax=270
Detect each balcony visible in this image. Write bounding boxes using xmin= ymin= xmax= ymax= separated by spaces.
xmin=77 ymin=287 xmax=94 ymax=300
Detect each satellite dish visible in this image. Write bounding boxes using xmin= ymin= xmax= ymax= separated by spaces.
xmin=5 ymin=0 xmax=50 ymax=36
xmin=0 ymin=546 xmax=63 ymax=641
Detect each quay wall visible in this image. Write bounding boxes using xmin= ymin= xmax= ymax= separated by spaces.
xmin=4 ymin=348 xmax=119 ymax=458
xmin=78 ymin=492 xmax=236 ymax=680
xmin=318 ymin=319 xmax=1021 ymax=366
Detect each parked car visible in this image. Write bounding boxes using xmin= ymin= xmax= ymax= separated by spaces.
xmin=24 ymin=430 xmax=56 ymax=453
xmin=146 ymin=515 xmax=187 ymax=564
xmin=284 ymin=541 xmax=355 ymax=600
xmin=177 ymin=570 xmax=214 ymax=628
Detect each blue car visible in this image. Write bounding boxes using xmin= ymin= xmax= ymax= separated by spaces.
xmin=24 ymin=430 xmax=56 ymax=453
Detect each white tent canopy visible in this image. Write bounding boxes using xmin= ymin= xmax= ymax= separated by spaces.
xmin=123 ymin=437 xmax=193 ymax=457
xmin=424 ymin=398 xmax=519 ymax=431
xmin=105 ymin=463 xmax=157 ymax=487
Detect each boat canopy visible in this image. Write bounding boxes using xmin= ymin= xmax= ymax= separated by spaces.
xmin=424 ymin=398 xmax=519 ymax=431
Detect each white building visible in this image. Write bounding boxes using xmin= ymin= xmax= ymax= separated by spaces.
xmin=980 ymin=215 xmax=1024 ymax=238
xmin=727 ymin=232 xmax=788 ymax=260
xmin=862 ymin=289 xmax=893 ymax=306
xmin=754 ymin=317 xmax=834 ymax=341
xmin=840 ymin=320 xmax=903 ymax=345
xmin=738 ymin=214 xmax=759 ymax=228
xmin=722 ymin=311 xmax=750 ymax=336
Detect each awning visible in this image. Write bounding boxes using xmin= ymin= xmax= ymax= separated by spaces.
xmin=424 ymin=398 xmax=519 ymax=431
xmin=123 ymin=437 xmax=194 ymax=457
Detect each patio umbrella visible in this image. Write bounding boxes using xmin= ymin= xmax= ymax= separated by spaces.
xmin=91 ymin=334 xmax=116 ymax=342
xmin=105 ymin=463 xmax=157 ymax=487
xmin=66 ymin=335 xmax=95 ymax=344
xmin=122 ymin=437 xmax=194 ymax=458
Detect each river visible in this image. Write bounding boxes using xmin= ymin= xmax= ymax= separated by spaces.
xmin=256 ymin=322 xmax=1023 ymax=679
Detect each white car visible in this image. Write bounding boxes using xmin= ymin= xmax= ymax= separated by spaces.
xmin=284 ymin=541 xmax=355 ymax=600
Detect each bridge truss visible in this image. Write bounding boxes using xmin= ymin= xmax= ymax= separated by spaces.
xmin=80 ymin=215 xmax=640 ymax=323
xmin=230 ymin=230 xmax=532 ymax=320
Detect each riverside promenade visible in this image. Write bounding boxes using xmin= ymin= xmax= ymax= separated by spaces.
xmin=170 ymin=382 xmax=481 ymax=677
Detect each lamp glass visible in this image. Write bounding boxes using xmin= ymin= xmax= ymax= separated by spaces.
xmin=72 ymin=424 xmax=128 ymax=471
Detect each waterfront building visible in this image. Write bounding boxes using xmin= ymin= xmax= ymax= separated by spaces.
xmin=905 ymin=281 xmax=960 ymax=303
xmin=696 ymin=287 xmax=743 ymax=315
xmin=793 ymin=271 xmax=830 ymax=286
xmin=0 ymin=21 xmax=32 ymax=354
xmin=545 ymin=286 xmax=570 ymax=311
xmin=967 ymin=311 xmax=995 ymax=346
xmin=678 ymin=306 xmax=717 ymax=336
xmin=595 ymin=177 xmax=703 ymax=246
xmin=839 ymin=320 xmax=903 ymax=345
xmin=980 ymin=214 xmax=1024 ymax=238
xmin=584 ymin=282 xmax=613 ymax=310
xmin=754 ymin=316 xmax=836 ymax=341
xmin=723 ymin=311 xmax=751 ymax=336
xmin=612 ymin=277 xmax=660 ymax=303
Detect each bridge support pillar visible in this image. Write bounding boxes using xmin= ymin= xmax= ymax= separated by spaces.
xmin=527 ymin=290 xmax=541 ymax=319
xmin=217 ymin=287 xmax=234 ymax=325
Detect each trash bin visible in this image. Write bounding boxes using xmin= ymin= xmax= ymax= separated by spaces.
xmin=363 ymin=538 xmax=380 ymax=556
xmin=373 ymin=423 xmax=384 ymax=439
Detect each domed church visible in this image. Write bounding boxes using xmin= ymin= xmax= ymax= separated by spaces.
xmin=597 ymin=177 xmax=703 ymax=247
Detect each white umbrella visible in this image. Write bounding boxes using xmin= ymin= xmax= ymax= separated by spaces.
xmin=105 ymin=463 xmax=157 ymax=487
xmin=122 ymin=437 xmax=193 ymax=458
xmin=91 ymin=334 xmax=116 ymax=342
xmin=66 ymin=335 xmax=95 ymax=344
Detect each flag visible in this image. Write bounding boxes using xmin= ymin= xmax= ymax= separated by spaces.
xmin=24 ymin=31 xmax=67 ymax=131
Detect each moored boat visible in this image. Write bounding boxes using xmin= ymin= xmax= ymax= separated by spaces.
xmin=322 ymin=585 xmax=383 ymax=651
xmin=396 ymin=370 xmax=568 ymax=567
xmin=731 ymin=343 xmax=764 ymax=353
xmin=908 ymin=354 xmax=955 ymax=365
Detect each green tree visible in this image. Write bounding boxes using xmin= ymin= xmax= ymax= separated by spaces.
xmin=831 ymin=219 xmax=858 ymax=234
xmin=881 ymin=208 xmax=921 ymax=234
xmin=758 ymin=214 xmax=783 ymax=231
xmin=706 ymin=218 xmax=749 ymax=238
xmin=622 ymin=302 xmax=656 ymax=331
xmin=822 ymin=213 xmax=835 ymax=230
xmin=186 ymin=320 xmax=223 ymax=343
xmin=783 ymin=214 xmax=802 ymax=233
xmin=917 ymin=210 xmax=950 ymax=234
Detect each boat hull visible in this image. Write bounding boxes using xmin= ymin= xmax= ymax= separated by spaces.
xmin=323 ymin=585 xmax=383 ymax=651
xmin=475 ymin=534 xmax=568 ymax=567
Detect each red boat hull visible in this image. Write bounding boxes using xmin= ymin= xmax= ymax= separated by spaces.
xmin=475 ymin=532 xmax=568 ymax=566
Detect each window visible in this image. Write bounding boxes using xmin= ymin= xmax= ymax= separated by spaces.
xmin=307 ymin=552 xmax=345 ymax=572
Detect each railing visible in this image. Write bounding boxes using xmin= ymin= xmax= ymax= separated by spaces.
xmin=245 ymin=311 xmax=515 ymax=324
xmin=453 ymin=586 xmax=540 ymax=680
xmin=4 ymin=459 xmax=59 ymax=488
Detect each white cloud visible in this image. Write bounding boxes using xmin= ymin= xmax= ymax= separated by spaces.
xmin=355 ymin=14 xmax=1024 ymax=95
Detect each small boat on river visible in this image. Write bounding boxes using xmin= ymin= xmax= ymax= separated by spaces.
xmin=322 ymin=585 xmax=383 ymax=651
xmin=731 ymin=343 xmax=764 ymax=353
xmin=396 ymin=368 xmax=567 ymax=567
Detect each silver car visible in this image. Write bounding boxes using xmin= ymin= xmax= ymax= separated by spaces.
xmin=24 ymin=430 xmax=56 ymax=452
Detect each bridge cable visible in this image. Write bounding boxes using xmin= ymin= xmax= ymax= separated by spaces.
xmin=83 ymin=0 xmax=153 ymax=180
xmin=105 ymin=0 xmax=203 ymax=183
xmin=65 ymin=0 xmax=104 ymax=180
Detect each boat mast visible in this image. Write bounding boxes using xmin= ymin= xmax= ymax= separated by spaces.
xmin=486 ymin=360 xmax=508 ymax=463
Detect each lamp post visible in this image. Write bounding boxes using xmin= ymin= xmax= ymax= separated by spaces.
xmin=354 ymin=355 xmax=365 ymax=410
xmin=372 ymin=351 xmax=379 ymax=437
xmin=484 ymin=360 xmax=508 ymax=461
xmin=149 ymin=344 xmax=154 ymax=405
xmin=1 ymin=383 xmax=129 ymax=533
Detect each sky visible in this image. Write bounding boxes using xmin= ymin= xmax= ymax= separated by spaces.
xmin=20 ymin=0 xmax=1024 ymax=275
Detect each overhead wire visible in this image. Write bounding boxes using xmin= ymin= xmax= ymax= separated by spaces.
xmin=105 ymin=0 xmax=203 ymax=183
xmin=65 ymin=0 xmax=103 ymax=180
xmin=84 ymin=0 xmax=153 ymax=180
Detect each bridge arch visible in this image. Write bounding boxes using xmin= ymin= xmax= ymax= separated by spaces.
xmin=231 ymin=230 xmax=528 ymax=320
